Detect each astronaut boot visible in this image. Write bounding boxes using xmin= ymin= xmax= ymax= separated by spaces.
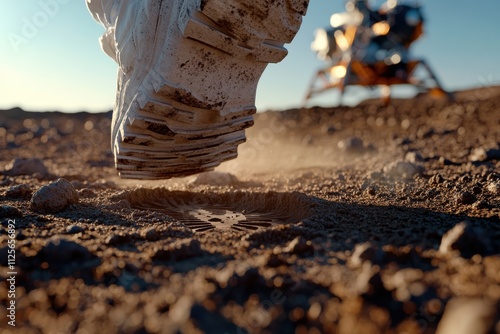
xmin=87 ymin=0 xmax=309 ymax=179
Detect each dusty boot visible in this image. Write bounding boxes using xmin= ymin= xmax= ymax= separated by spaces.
xmin=87 ymin=0 xmax=309 ymax=179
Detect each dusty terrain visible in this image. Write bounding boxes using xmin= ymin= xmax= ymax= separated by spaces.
xmin=1 ymin=87 xmax=500 ymax=334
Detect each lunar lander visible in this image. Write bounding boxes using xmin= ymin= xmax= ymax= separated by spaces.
xmin=304 ymin=0 xmax=453 ymax=104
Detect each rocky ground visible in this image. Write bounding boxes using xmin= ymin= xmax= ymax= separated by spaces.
xmin=1 ymin=87 xmax=500 ymax=334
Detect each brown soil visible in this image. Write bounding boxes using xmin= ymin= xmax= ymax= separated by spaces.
xmin=1 ymin=87 xmax=500 ymax=334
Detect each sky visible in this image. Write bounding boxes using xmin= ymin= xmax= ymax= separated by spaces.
xmin=0 ymin=0 xmax=499 ymax=113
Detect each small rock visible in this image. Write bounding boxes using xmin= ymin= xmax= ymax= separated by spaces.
xmin=439 ymin=222 xmax=492 ymax=258
xmin=0 ymin=205 xmax=23 ymax=218
xmin=383 ymin=160 xmax=424 ymax=179
xmin=338 ymin=136 xmax=365 ymax=153
xmin=436 ymin=298 xmax=497 ymax=334
xmin=5 ymin=184 xmax=32 ymax=199
xmin=3 ymin=158 xmax=49 ymax=177
xmin=66 ymin=225 xmax=84 ymax=234
xmin=470 ymin=147 xmax=500 ymax=162
xmin=455 ymin=191 xmax=476 ymax=205
xmin=30 ymin=178 xmax=79 ymax=214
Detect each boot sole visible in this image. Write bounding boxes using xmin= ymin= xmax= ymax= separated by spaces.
xmin=113 ymin=0 xmax=308 ymax=179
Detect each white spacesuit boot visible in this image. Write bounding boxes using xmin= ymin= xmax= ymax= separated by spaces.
xmin=86 ymin=0 xmax=308 ymax=179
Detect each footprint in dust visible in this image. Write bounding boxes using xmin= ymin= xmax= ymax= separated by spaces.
xmin=127 ymin=190 xmax=312 ymax=232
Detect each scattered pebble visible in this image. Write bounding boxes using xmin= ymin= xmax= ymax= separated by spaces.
xmin=30 ymin=178 xmax=79 ymax=214
xmin=190 ymin=171 xmax=239 ymax=186
xmin=383 ymin=160 xmax=424 ymax=179
xmin=439 ymin=222 xmax=492 ymax=258
xmin=436 ymin=298 xmax=497 ymax=334
xmin=66 ymin=225 xmax=84 ymax=234
xmin=0 ymin=205 xmax=23 ymax=218
xmin=3 ymin=158 xmax=49 ymax=177
xmin=5 ymin=184 xmax=32 ymax=198
xmin=470 ymin=147 xmax=500 ymax=162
